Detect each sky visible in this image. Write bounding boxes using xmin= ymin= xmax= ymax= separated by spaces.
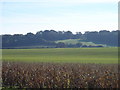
xmin=0 ymin=0 xmax=119 ymax=34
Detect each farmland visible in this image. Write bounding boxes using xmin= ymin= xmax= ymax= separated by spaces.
xmin=2 ymin=47 xmax=118 ymax=63
xmin=55 ymin=39 xmax=106 ymax=46
xmin=2 ymin=62 xmax=119 ymax=88
xmin=2 ymin=47 xmax=119 ymax=88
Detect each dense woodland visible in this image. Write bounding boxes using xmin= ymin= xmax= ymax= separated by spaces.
xmin=1 ymin=30 xmax=119 ymax=48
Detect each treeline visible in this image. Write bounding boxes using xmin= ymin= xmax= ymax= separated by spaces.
xmin=1 ymin=30 xmax=119 ymax=48
xmin=84 ymin=30 xmax=119 ymax=46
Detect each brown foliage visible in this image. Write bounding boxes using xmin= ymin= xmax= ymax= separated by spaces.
xmin=2 ymin=62 xmax=119 ymax=88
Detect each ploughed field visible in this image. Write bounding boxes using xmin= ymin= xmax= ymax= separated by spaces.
xmin=2 ymin=47 xmax=119 ymax=88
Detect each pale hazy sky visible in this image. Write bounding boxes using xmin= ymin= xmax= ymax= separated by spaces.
xmin=0 ymin=0 xmax=119 ymax=34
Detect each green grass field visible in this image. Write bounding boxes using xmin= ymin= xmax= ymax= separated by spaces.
xmin=55 ymin=39 xmax=81 ymax=44
xmin=55 ymin=39 xmax=106 ymax=46
xmin=2 ymin=47 xmax=118 ymax=64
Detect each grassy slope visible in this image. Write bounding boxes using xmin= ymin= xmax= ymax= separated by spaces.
xmin=55 ymin=39 xmax=106 ymax=46
xmin=55 ymin=39 xmax=80 ymax=45
xmin=2 ymin=47 xmax=118 ymax=64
